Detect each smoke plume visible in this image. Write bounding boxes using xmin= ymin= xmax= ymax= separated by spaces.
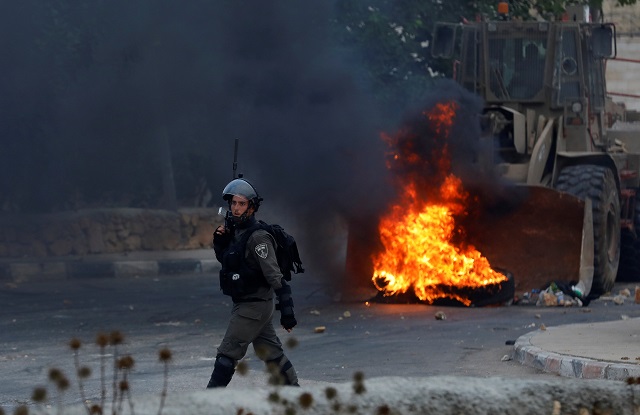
xmin=0 ymin=2 xmax=508 ymax=290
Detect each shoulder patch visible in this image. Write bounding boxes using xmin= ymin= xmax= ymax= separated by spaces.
xmin=255 ymin=243 xmax=268 ymax=259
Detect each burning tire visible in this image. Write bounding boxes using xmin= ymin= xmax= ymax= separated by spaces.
xmin=555 ymin=165 xmax=620 ymax=297
xmin=372 ymin=271 xmax=514 ymax=307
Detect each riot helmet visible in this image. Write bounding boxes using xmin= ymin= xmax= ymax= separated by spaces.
xmin=222 ymin=178 xmax=263 ymax=212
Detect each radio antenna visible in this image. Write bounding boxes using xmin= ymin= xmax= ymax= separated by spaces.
xmin=232 ymin=138 xmax=239 ymax=179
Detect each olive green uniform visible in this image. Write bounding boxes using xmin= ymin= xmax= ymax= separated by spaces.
xmin=207 ymin=224 xmax=298 ymax=387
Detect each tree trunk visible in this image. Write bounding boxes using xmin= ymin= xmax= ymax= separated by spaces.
xmin=158 ymin=124 xmax=177 ymax=211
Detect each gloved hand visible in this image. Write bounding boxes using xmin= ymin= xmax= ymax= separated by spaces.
xmin=213 ymin=226 xmax=231 ymax=262
xmin=280 ymin=313 xmax=297 ymax=331
xmin=275 ymin=281 xmax=297 ymax=331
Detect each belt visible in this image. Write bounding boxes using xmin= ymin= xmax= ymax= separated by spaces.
xmin=232 ymin=297 xmax=271 ymax=303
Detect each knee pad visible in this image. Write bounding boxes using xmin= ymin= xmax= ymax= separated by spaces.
xmin=266 ymin=354 xmax=299 ymax=386
xmin=216 ymin=355 xmax=235 ymax=369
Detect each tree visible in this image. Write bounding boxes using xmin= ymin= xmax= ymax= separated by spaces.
xmin=506 ymin=0 xmax=637 ymax=21
xmin=332 ymin=0 xmax=637 ymax=111
xmin=333 ymin=0 xmax=459 ymax=113
xmin=0 ymin=1 xmax=226 ymax=212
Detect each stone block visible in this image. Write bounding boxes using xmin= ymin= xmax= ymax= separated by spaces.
xmin=158 ymin=260 xmax=202 ymax=274
xmin=581 ymin=362 xmax=607 ymax=379
xmin=142 ymin=230 xmax=167 ymax=250
xmin=49 ymin=238 xmax=73 ymax=256
xmin=68 ymin=262 xmax=115 ymax=279
xmin=117 ymin=228 xmax=130 ymax=239
xmin=131 ymin=221 xmax=145 ymax=234
xmin=531 ymin=351 xmax=548 ymax=371
xmin=544 ymin=355 xmax=561 ymax=373
xmin=87 ymin=223 xmax=105 ymax=253
xmin=114 ymin=261 xmax=159 ymax=278
xmin=604 ymin=365 xmax=633 ymax=381
xmin=194 ymin=222 xmax=215 ymax=247
xmin=10 ymin=263 xmax=45 ymax=282
xmin=558 ymin=357 xmax=578 ymax=378
xmin=124 ymin=235 xmax=142 ymax=251
xmin=10 ymin=262 xmax=67 ymax=282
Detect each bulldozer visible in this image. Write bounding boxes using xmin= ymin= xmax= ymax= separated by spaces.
xmin=430 ymin=3 xmax=640 ymax=299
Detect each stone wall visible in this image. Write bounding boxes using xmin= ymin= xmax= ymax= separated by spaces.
xmin=0 ymin=207 xmax=223 ymax=259
xmin=606 ymin=39 xmax=640 ymax=111
xmin=603 ymin=0 xmax=640 ymax=36
xmin=604 ymin=0 xmax=640 ymax=111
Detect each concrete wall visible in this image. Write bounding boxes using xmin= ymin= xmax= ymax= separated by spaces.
xmin=0 ymin=207 xmax=222 ymax=259
xmin=604 ymin=0 xmax=640 ymax=110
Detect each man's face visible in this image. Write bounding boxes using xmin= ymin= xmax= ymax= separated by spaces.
xmin=230 ymin=195 xmax=253 ymax=217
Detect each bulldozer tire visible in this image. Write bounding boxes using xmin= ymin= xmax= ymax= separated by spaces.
xmin=555 ymin=165 xmax=620 ymax=297
xmin=617 ymin=192 xmax=640 ymax=282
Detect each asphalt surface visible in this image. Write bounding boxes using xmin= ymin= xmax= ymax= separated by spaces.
xmin=2 ymin=249 xmax=639 ymax=377
xmin=1 ymin=249 xmax=640 ymax=413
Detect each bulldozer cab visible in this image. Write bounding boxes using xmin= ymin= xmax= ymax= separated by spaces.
xmin=435 ymin=20 xmax=615 ymax=107
xmin=429 ymin=8 xmax=623 ymax=299
xmin=460 ymin=24 xmax=548 ymax=102
xmin=432 ymin=8 xmax=618 ymax=169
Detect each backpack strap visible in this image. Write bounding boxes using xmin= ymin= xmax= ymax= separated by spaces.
xmin=237 ymin=222 xmax=266 ymax=249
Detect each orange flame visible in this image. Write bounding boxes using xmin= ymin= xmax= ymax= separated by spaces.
xmin=372 ymin=101 xmax=507 ymax=306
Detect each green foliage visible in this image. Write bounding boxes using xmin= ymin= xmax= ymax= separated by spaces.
xmin=332 ymin=0 xmax=637 ymax=113
xmin=333 ymin=0 xmax=448 ymax=114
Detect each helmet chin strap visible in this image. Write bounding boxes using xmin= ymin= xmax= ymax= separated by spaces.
xmin=232 ymin=212 xmax=249 ymax=223
xmin=227 ymin=201 xmax=255 ymax=227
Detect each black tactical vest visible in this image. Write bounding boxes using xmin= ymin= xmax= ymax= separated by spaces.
xmin=219 ymin=225 xmax=269 ymax=297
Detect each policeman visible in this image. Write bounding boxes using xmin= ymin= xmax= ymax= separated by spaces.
xmin=207 ymin=178 xmax=299 ymax=388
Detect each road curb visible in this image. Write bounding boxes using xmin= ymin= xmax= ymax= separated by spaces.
xmin=513 ymin=329 xmax=640 ymax=380
xmin=4 ymin=257 xmax=220 ymax=282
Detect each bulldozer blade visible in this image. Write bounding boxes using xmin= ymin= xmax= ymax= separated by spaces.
xmin=463 ymin=186 xmax=594 ymax=298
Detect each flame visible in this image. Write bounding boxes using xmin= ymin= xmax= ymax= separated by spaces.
xmin=372 ymin=101 xmax=507 ymax=306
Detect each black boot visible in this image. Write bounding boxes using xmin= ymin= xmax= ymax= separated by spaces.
xmin=206 ymin=355 xmax=235 ymax=388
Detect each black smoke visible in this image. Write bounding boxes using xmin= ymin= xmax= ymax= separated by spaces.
xmin=0 ymin=2 xmax=510 ymax=289
xmin=382 ymin=79 xmax=503 ymax=203
xmin=0 ymin=1 xmax=402 ymax=286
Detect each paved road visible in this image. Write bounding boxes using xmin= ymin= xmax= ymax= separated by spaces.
xmin=1 ymin=273 xmax=639 ymax=411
